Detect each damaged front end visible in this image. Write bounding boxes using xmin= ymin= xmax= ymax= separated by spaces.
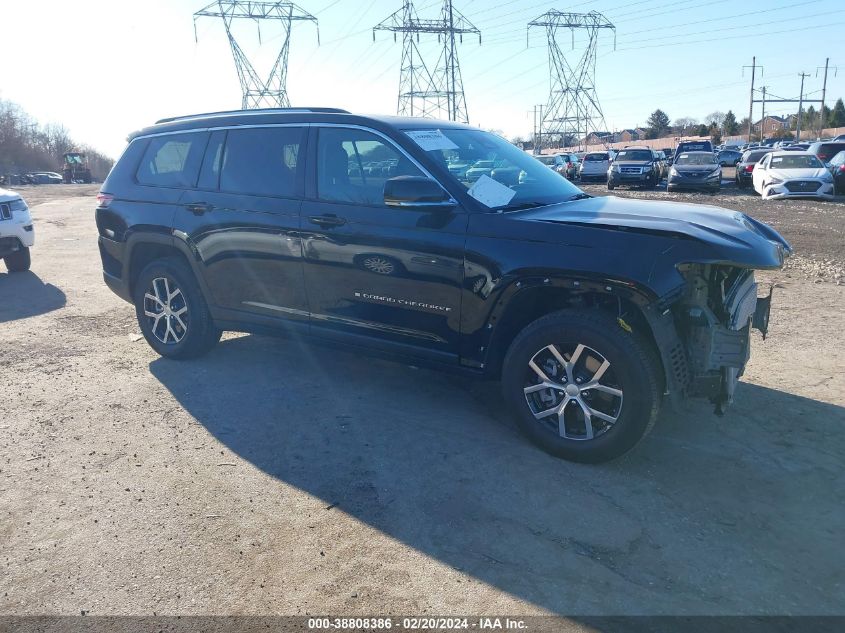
xmin=673 ymin=264 xmax=775 ymax=413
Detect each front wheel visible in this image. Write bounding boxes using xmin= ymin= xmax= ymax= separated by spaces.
xmin=502 ymin=310 xmax=661 ymax=463
xmin=4 ymin=247 xmax=31 ymax=272
xmin=133 ymin=257 xmax=221 ymax=359
xmin=607 ymin=182 xmax=615 ymax=191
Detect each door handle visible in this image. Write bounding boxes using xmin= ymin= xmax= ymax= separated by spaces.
xmin=185 ymin=202 xmax=212 ymax=215
xmin=308 ymin=214 xmax=346 ymax=227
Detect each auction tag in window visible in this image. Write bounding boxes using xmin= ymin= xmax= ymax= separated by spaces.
xmin=467 ymin=174 xmax=516 ymax=208
xmin=405 ymin=129 xmax=459 ymax=151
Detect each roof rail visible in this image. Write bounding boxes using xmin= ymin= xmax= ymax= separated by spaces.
xmin=155 ymin=107 xmax=350 ymax=124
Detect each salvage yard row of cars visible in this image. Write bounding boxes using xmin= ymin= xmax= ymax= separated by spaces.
xmin=525 ymin=138 xmax=845 ymax=199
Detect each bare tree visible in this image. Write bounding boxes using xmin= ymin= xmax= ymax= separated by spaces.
xmin=704 ymin=111 xmax=726 ymax=129
xmin=672 ymin=117 xmax=698 ymax=135
xmin=0 ymin=98 xmax=113 ymax=180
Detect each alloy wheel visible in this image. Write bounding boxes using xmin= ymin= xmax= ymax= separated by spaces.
xmin=523 ymin=343 xmax=623 ymax=441
xmin=143 ymin=276 xmax=189 ymax=345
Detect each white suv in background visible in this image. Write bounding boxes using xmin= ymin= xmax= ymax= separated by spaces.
xmin=579 ymin=151 xmax=615 ymax=182
xmin=0 ymin=188 xmax=34 ymax=272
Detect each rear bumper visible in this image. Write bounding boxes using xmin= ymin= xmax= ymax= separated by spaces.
xmin=98 ymin=235 xmax=131 ymax=302
xmin=580 ymin=170 xmax=608 ymax=181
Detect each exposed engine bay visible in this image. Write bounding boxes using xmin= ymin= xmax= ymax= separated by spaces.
xmin=675 ymin=264 xmax=773 ymax=413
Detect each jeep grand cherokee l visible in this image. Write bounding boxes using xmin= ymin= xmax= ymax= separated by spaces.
xmin=96 ymin=108 xmax=791 ymax=463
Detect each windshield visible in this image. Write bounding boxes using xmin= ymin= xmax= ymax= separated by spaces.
xmin=406 ymin=128 xmax=582 ymax=210
xmin=770 ymin=154 xmax=823 ymax=169
xmin=678 ymin=142 xmax=711 ymax=153
xmin=584 ymin=153 xmax=608 ymax=161
xmin=675 ymin=153 xmax=717 ymax=165
xmin=615 ymin=149 xmax=652 ymax=161
xmin=537 ymin=156 xmax=557 ymax=165
xmin=745 ymin=150 xmax=771 ymax=162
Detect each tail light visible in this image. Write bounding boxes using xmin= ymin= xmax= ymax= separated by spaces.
xmin=96 ymin=193 xmax=114 ymax=208
xmin=839 ymin=164 xmax=845 ymax=172
xmin=745 ymin=165 xmax=755 ymax=172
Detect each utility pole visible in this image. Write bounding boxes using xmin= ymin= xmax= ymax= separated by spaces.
xmin=816 ymin=59 xmax=838 ymax=138
xmin=796 ymin=72 xmax=809 ymax=142
xmin=760 ymin=86 xmax=767 ymax=141
xmin=194 ymin=1 xmax=319 ymax=109
xmin=743 ymin=57 xmax=759 ymax=143
xmin=537 ymin=104 xmax=544 ymax=153
xmin=374 ymin=0 xmax=480 ymax=123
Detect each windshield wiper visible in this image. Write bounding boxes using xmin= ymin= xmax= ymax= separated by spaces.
xmin=502 ymin=201 xmax=547 ymax=211
xmin=565 ymin=192 xmax=592 ymax=202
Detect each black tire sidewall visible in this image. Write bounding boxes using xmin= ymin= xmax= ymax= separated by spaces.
xmin=5 ymin=247 xmax=31 ymax=272
xmin=133 ymin=259 xmax=217 ymax=359
xmin=502 ymin=312 xmax=659 ymax=463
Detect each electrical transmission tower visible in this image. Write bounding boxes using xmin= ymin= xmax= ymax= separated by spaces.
xmin=374 ymin=1 xmax=480 ymax=123
xmin=528 ymin=11 xmax=615 ymax=149
xmin=194 ymin=1 xmax=319 ymax=110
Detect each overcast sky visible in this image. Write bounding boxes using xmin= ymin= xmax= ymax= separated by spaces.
xmin=1 ymin=0 xmax=842 ymax=158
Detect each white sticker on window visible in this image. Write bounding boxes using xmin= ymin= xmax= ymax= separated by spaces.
xmin=405 ymin=129 xmax=459 ymax=152
xmin=771 ymin=157 xmax=783 ymax=164
xmin=467 ymin=174 xmax=516 ymax=208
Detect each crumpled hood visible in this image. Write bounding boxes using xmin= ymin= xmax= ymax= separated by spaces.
xmin=515 ymin=195 xmax=792 ymax=268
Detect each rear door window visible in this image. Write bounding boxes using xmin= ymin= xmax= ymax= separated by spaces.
xmin=136 ymin=132 xmax=208 ymax=188
xmin=219 ymin=127 xmax=305 ymax=198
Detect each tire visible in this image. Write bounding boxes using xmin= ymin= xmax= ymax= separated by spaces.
xmin=133 ymin=257 xmax=221 ymax=360
xmin=502 ymin=309 xmax=661 ymax=463
xmin=607 ymin=183 xmax=615 ymax=191
xmin=4 ymin=246 xmax=31 ymax=272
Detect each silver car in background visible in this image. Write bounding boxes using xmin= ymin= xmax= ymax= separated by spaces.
xmin=579 ymin=151 xmax=614 ymax=182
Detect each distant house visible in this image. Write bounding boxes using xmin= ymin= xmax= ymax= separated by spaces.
xmin=584 ymin=131 xmax=614 ymax=145
xmin=754 ymin=115 xmax=791 ymax=135
xmin=618 ymin=128 xmax=640 ymax=142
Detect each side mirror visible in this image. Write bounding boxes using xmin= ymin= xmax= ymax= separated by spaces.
xmin=384 ymin=176 xmax=456 ymax=209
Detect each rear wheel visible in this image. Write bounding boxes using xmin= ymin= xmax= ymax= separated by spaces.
xmin=133 ymin=258 xmax=221 ymax=359
xmin=4 ymin=246 xmax=31 ymax=272
xmin=502 ymin=310 xmax=661 ymax=463
xmin=607 ymin=182 xmax=615 ymax=191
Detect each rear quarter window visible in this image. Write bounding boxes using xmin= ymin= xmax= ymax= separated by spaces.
xmin=136 ymin=132 xmax=208 ymax=188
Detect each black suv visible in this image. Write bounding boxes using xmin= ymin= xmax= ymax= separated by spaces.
xmin=606 ymin=147 xmax=661 ymax=189
xmin=97 ymin=108 xmax=791 ymax=463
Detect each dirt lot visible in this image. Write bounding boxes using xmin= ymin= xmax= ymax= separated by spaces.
xmin=1 ymin=183 xmax=844 ymax=618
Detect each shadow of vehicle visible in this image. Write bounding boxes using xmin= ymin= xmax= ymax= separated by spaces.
xmin=0 ymin=270 xmax=66 ymax=323
xmin=149 ymin=333 xmax=845 ymax=615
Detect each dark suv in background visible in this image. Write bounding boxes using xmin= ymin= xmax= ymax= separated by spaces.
xmin=606 ymin=147 xmax=661 ymax=189
xmin=97 ymin=108 xmax=790 ymax=463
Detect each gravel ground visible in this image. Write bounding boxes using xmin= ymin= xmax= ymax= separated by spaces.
xmin=1 ymin=184 xmax=843 ymax=618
